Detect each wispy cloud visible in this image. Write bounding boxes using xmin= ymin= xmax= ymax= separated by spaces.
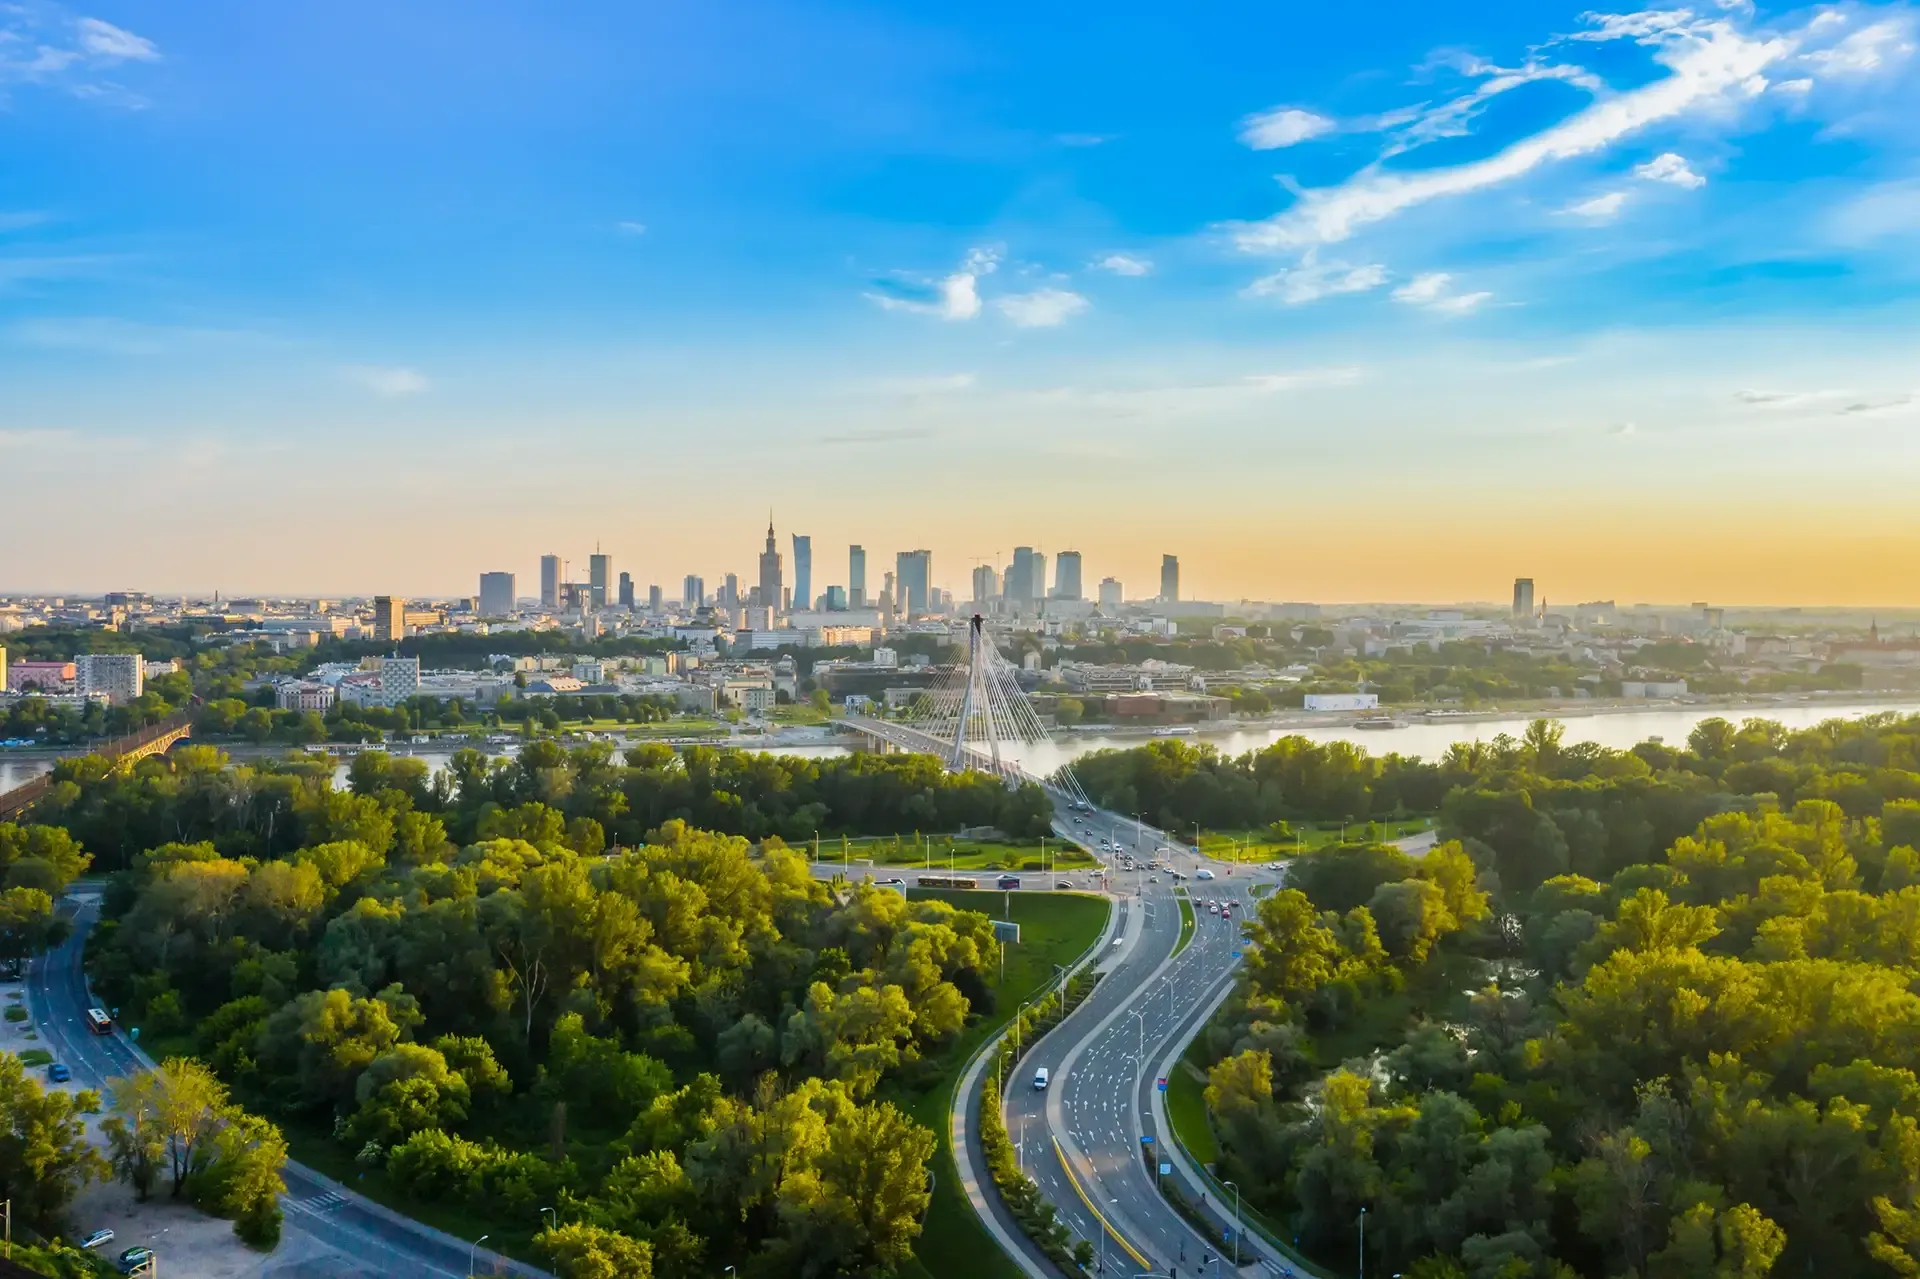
xmin=342 ymin=365 xmax=431 ymax=397
xmin=0 ymin=212 xmax=51 ymax=233
xmin=1828 ymin=178 xmax=1920 ymax=244
xmin=866 ymin=373 xmax=977 ymax=396
xmin=1561 ymin=191 xmax=1628 ymax=222
xmin=1804 ymin=15 xmax=1916 ymax=74
xmin=1238 ymin=107 xmax=1335 ymax=149
xmin=1228 ymin=9 xmax=1788 ymax=251
xmin=1243 ymin=367 xmax=1363 ymax=390
xmin=75 ymin=17 xmax=159 ymax=61
xmin=0 ymin=254 xmax=113 ymax=291
xmin=1056 ymin=133 xmax=1116 ymax=147
xmin=1243 ymin=253 xmax=1388 ymax=304
xmin=1391 ymin=271 xmax=1492 ymax=313
xmin=867 ymin=246 xmax=999 ymax=321
xmin=1093 ymin=253 xmax=1152 ymax=276
xmin=996 ymin=288 xmax=1089 ymax=328
xmin=1 ymin=9 xmax=162 ymax=106
xmin=1635 ymin=151 xmax=1707 ymax=188
xmin=816 ymin=426 xmax=938 ymax=446
xmin=615 ymin=220 xmax=647 ymax=236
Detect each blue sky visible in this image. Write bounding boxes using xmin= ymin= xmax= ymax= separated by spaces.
xmin=3 ymin=0 xmax=1919 ymax=603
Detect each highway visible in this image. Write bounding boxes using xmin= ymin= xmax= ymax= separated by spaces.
xmin=28 ymin=893 xmax=548 ymax=1279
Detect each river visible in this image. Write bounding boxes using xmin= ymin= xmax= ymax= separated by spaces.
xmin=5 ymin=698 xmax=1920 ymax=794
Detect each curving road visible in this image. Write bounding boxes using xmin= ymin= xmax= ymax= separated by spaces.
xmin=28 ymin=892 xmax=548 ymax=1279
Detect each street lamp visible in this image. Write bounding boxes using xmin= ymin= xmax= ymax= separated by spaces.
xmin=469 ymin=1235 xmax=489 ymax=1278
xmin=1359 ymin=1205 xmax=1368 ymax=1279
xmin=1129 ymin=1008 xmax=1145 ymax=1065
xmin=1223 ymin=1180 xmax=1242 ymax=1267
xmin=540 ymin=1206 xmax=557 ymax=1232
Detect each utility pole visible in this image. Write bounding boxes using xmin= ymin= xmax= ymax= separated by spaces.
xmin=1358 ymin=1205 xmax=1367 ymax=1279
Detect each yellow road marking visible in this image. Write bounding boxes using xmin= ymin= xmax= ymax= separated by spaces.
xmin=1052 ymin=1136 xmax=1151 ymax=1270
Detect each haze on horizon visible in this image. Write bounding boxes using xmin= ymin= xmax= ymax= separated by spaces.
xmin=4 ymin=1 xmax=1919 ymax=605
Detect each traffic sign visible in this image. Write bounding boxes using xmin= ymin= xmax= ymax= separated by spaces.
xmin=1232 ymin=951 xmax=1242 ymax=959
xmin=1157 ymin=1077 xmax=1168 ymax=1092
xmin=1159 ymin=1161 xmax=1172 ymax=1175
xmin=1140 ymin=1134 xmax=1154 ymax=1145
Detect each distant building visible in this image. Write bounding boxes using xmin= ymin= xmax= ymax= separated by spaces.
xmin=1160 ymin=555 xmax=1180 ymax=603
xmin=589 ymin=552 xmax=612 ymax=610
xmin=1098 ymin=578 xmax=1123 ymax=610
xmin=1053 ymin=551 xmax=1083 ymax=601
xmin=617 ymin=572 xmax=634 ymax=608
xmin=1010 ymin=547 xmax=1039 ymax=603
xmin=9 ymin=660 xmax=75 ymax=692
xmin=648 ymin=584 xmax=664 ymax=611
xmin=371 ymin=595 xmax=404 ymax=642
xmin=76 ymin=652 xmax=144 ymax=705
xmin=792 ymin=535 xmax=812 ymax=615
xmin=540 ymin=555 xmax=561 ymax=610
xmin=1303 ymin=692 xmax=1379 ymax=712
xmin=0 ymin=645 xmax=6 ymax=695
xmin=758 ymin=520 xmax=784 ymax=614
xmin=824 ymin=585 xmax=848 ymax=610
xmin=378 ymin=655 xmax=421 ymax=705
xmin=849 ymin=545 xmax=867 ymax=608
xmin=896 ymin=550 xmax=932 ymax=614
xmin=1621 ymin=680 xmax=1688 ymax=698
xmin=275 ymin=680 xmax=337 ymax=712
xmin=478 ymin=572 xmax=516 ymax=617
xmin=1513 ymin=578 xmax=1535 ymax=619
xmin=683 ymin=575 xmax=705 ymax=608
xmin=972 ymin=564 xmax=1000 ymax=604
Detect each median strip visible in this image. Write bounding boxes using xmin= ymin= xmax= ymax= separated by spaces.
xmin=1051 ymin=1137 xmax=1150 ymax=1271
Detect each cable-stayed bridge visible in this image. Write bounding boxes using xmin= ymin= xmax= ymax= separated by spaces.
xmin=838 ymin=614 xmax=1089 ymax=805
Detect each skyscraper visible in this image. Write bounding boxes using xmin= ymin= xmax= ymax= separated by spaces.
xmin=372 ymin=595 xmax=404 ymax=641
xmin=971 ymin=564 xmax=1000 ymax=604
xmin=618 ymin=572 xmax=634 ymax=608
xmin=540 ymin=555 xmax=561 ymax=610
xmin=1010 ymin=547 xmax=1038 ymax=603
xmin=721 ymin=573 xmax=739 ymax=609
xmin=1513 ymin=578 xmax=1535 ymax=619
xmin=1053 ymin=551 xmax=1083 ymax=601
xmin=648 ymin=584 xmax=663 ymax=611
xmin=478 ymin=572 xmax=516 ymax=617
xmin=589 ymin=551 xmax=612 ymax=610
xmin=848 ymin=545 xmax=866 ymax=608
xmin=1099 ymin=577 xmax=1123 ymax=609
xmin=896 ymin=550 xmax=932 ymax=614
xmin=758 ymin=519 xmax=784 ymax=615
xmin=1159 ymin=555 xmax=1180 ymax=603
xmin=792 ymin=535 xmax=812 ymax=613
xmin=683 ymin=575 xmax=705 ymax=608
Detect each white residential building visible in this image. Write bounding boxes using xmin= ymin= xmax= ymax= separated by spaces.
xmin=76 ymin=653 xmax=144 ymax=705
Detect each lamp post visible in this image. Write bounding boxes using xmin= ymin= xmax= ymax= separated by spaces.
xmin=540 ymin=1206 xmax=557 ymax=1232
xmin=1359 ymin=1205 xmax=1368 ymax=1279
xmin=1130 ymin=1008 xmax=1145 ymax=1065
xmin=1223 ymin=1180 xmax=1242 ymax=1267
xmin=469 ymin=1234 xmax=489 ymax=1278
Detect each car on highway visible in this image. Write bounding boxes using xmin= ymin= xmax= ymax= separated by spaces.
xmin=1196 ymin=868 xmax=1216 ymax=880
xmin=1033 ymin=1067 xmax=1050 ymax=1090
xmin=1056 ymin=880 xmax=1073 ymax=889
xmin=996 ymin=874 xmax=1020 ymax=890
xmin=48 ymin=1063 xmax=71 ymax=1083
xmin=80 ymin=1230 xmax=114 ymax=1250
xmin=879 ymin=878 xmax=905 ymax=886
xmin=118 ymin=1247 xmax=155 ymax=1274
xmin=1148 ymin=875 xmax=1158 ymax=882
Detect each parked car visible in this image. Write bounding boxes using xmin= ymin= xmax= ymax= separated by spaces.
xmin=80 ymin=1230 xmax=114 ymax=1250
xmin=48 ymin=1063 xmax=71 ymax=1083
xmin=118 ymin=1247 xmax=155 ymax=1274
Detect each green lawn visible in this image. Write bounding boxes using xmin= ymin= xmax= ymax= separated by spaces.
xmin=1166 ymin=1047 xmax=1218 ymax=1168
xmin=1172 ymin=892 xmax=1197 ymax=959
xmin=893 ymin=889 xmax=1111 ymax=1279
xmin=1197 ymin=817 xmax=1435 ymax=862
xmin=820 ymin=836 xmax=1094 ymax=872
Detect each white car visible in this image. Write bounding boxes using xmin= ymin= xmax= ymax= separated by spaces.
xmin=1196 ymin=868 xmax=1216 ymax=880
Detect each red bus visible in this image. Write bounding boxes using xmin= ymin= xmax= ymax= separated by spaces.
xmin=86 ymin=1008 xmax=112 ymax=1035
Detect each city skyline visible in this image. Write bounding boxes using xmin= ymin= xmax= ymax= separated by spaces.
xmin=4 ymin=1 xmax=1919 ymax=604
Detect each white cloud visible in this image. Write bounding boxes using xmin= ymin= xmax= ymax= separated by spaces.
xmin=343 ymin=365 xmax=431 ymax=396
xmin=1243 ymin=367 xmax=1363 ymax=390
xmin=1773 ymin=76 xmax=1814 ymax=93
xmin=1056 ymin=133 xmax=1116 ymax=147
xmin=615 ymin=220 xmax=647 ymax=235
xmin=867 ymin=246 xmax=1000 ymax=321
xmin=868 ymin=373 xmax=977 ymax=395
xmin=1243 ymin=254 xmax=1388 ymax=304
xmin=996 ymin=288 xmax=1090 ymax=328
xmin=1732 ymin=388 xmax=1847 ymax=409
xmin=1804 ymin=16 xmax=1916 ymax=74
xmin=1635 ymin=151 xmax=1707 ymax=188
xmin=1561 ymin=191 xmax=1629 ymax=221
xmin=1609 ymin=421 xmax=1639 ymax=435
xmin=1392 ymin=272 xmax=1452 ymax=305
xmin=1093 ymin=253 xmax=1152 ymax=276
xmin=75 ymin=17 xmax=159 ymax=62
xmin=1229 ymin=9 xmax=1789 ymax=250
xmin=1238 ymin=107 xmax=1335 ymax=149
xmin=1391 ymin=271 xmax=1492 ymax=313
xmin=1828 ymin=179 xmax=1920 ymax=244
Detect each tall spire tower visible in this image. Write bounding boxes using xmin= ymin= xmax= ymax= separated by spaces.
xmin=758 ymin=513 xmax=784 ymax=615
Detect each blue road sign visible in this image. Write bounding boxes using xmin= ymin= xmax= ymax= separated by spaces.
xmin=1232 ymin=951 xmax=1242 ymax=959
xmin=1157 ymin=1077 xmax=1168 ymax=1092
xmin=1140 ymin=1134 xmax=1154 ymax=1145
xmin=1159 ymin=1161 xmax=1173 ymax=1175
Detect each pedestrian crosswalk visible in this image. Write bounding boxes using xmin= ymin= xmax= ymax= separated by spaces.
xmin=290 ymin=1191 xmax=348 ymax=1215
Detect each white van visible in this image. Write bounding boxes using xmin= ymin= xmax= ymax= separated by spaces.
xmin=1196 ymin=868 xmax=1216 ymax=880
xmin=1033 ymin=1067 xmax=1050 ymax=1091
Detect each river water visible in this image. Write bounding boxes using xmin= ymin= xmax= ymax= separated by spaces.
xmin=5 ymin=698 xmax=1919 ymax=794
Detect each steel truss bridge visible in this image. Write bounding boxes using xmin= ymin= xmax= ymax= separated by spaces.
xmin=839 ymin=614 xmax=1089 ymax=805
xmin=0 ymin=709 xmax=195 ymax=822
